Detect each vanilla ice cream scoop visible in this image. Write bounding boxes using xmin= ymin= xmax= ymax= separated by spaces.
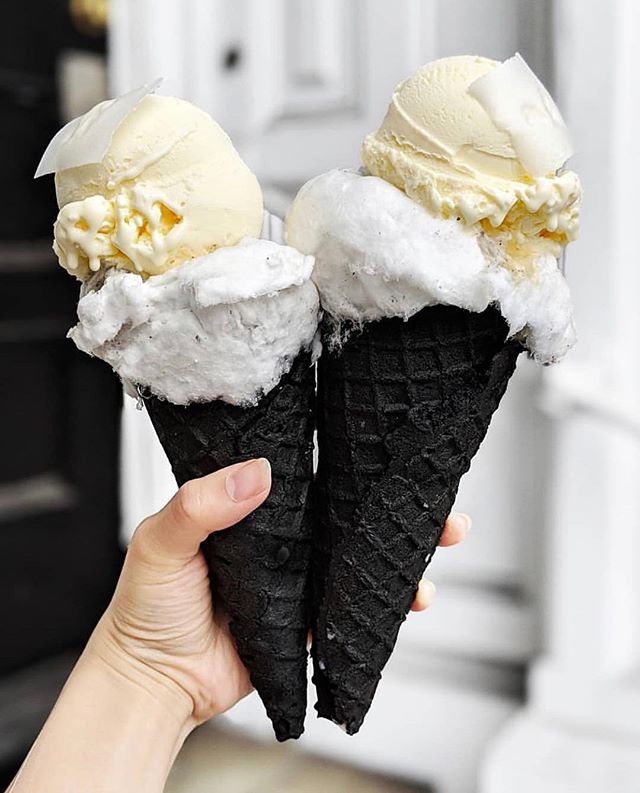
xmin=52 ymin=93 xmax=263 ymax=279
xmin=362 ymin=54 xmax=581 ymax=270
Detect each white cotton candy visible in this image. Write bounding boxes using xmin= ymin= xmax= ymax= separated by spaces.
xmin=286 ymin=169 xmax=575 ymax=363
xmin=69 ymin=238 xmax=320 ymax=405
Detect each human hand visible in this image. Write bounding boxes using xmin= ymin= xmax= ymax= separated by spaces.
xmin=86 ymin=457 xmax=468 ymax=729
xmin=410 ymin=512 xmax=472 ymax=612
xmin=9 ymin=461 xmax=471 ymax=793
xmin=8 ymin=462 xmax=273 ymax=793
xmin=86 ymin=458 xmax=272 ymax=728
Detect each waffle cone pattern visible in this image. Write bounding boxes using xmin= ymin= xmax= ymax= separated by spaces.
xmin=145 ymin=352 xmax=315 ymax=741
xmin=314 ymin=305 xmax=522 ymax=734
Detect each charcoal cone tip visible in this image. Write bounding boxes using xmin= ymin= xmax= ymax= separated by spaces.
xmin=273 ymin=716 xmax=305 ymax=742
xmin=314 ymin=700 xmax=363 ymax=735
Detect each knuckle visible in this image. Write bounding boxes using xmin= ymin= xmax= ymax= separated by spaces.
xmin=174 ymin=479 xmax=204 ymax=525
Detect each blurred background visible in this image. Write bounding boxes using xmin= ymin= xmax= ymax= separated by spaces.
xmin=1 ymin=1 xmax=638 ymax=792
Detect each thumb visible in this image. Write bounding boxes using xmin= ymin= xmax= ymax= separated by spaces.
xmin=132 ymin=458 xmax=271 ymax=562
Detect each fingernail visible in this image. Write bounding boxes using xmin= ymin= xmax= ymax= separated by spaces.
xmin=422 ymin=580 xmax=437 ymax=605
xmin=225 ymin=459 xmax=271 ymax=502
xmin=451 ymin=512 xmax=472 ymax=533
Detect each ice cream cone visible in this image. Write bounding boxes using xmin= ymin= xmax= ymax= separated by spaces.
xmin=38 ymin=84 xmax=321 ymax=741
xmin=146 ymin=350 xmax=315 ymax=741
xmin=286 ymin=53 xmax=579 ymax=738
xmin=312 ymin=305 xmax=522 ymax=733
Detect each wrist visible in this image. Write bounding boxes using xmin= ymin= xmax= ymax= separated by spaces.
xmin=70 ymin=651 xmax=194 ymax=789
xmin=84 ymin=613 xmax=196 ymax=729
xmin=10 ymin=641 xmax=195 ymax=793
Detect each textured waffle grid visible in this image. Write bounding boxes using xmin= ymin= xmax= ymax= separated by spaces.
xmin=145 ymin=352 xmax=315 ymax=741
xmin=314 ymin=306 xmax=522 ymax=733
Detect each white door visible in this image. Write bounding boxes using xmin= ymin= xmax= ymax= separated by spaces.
xmin=111 ymin=3 xmax=553 ymax=791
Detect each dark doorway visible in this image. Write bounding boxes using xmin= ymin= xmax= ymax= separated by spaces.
xmin=0 ymin=1 xmax=122 ymax=776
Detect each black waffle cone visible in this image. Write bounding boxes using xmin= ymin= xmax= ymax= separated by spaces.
xmin=145 ymin=352 xmax=315 ymax=741
xmin=313 ymin=305 xmax=523 ymax=734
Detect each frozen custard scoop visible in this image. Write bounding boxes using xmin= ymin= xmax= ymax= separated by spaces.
xmin=361 ymin=53 xmax=580 ymax=268
xmin=52 ymin=93 xmax=263 ymax=279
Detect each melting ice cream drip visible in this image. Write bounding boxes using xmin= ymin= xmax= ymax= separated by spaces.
xmin=54 ymin=186 xmax=186 ymax=276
